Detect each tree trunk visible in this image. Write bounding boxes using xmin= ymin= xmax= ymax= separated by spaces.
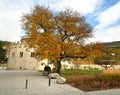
xmin=56 ymin=60 xmax=62 ymax=76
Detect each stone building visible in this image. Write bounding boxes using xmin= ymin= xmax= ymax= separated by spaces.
xmin=7 ymin=41 xmax=53 ymax=70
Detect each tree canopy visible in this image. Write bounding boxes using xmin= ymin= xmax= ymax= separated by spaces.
xmin=21 ymin=5 xmax=99 ymax=74
xmin=0 ymin=44 xmax=7 ymax=63
xmin=21 ymin=5 xmax=93 ymax=59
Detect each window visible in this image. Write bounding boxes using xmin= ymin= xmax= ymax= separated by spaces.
xmin=12 ymin=52 xmax=15 ymax=58
xmin=20 ymin=52 xmax=23 ymax=58
xmin=31 ymin=52 xmax=35 ymax=57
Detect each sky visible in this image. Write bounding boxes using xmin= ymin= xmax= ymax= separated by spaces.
xmin=0 ymin=0 xmax=120 ymax=43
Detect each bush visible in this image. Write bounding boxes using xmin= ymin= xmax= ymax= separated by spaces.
xmin=64 ymin=70 xmax=120 ymax=91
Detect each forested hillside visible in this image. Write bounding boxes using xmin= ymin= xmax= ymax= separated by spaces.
xmin=0 ymin=41 xmax=11 ymax=48
xmin=104 ymin=41 xmax=120 ymax=48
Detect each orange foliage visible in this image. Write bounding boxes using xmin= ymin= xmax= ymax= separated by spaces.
xmin=21 ymin=5 xmax=94 ymax=62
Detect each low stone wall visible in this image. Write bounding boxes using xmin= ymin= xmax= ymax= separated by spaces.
xmin=67 ymin=64 xmax=120 ymax=70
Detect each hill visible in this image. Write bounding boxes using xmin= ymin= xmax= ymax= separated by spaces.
xmin=103 ymin=41 xmax=120 ymax=48
xmin=0 ymin=41 xmax=11 ymax=49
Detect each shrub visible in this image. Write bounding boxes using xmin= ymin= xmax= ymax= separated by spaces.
xmin=64 ymin=70 xmax=120 ymax=91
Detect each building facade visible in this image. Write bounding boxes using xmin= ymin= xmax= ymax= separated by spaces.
xmin=7 ymin=42 xmax=52 ymax=70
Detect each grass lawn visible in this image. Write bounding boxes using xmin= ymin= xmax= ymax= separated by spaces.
xmin=62 ymin=69 xmax=120 ymax=92
xmin=62 ymin=69 xmax=103 ymax=75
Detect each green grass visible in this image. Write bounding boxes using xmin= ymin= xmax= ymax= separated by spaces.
xmin=62 ymin=69 xmax=103 ymax=75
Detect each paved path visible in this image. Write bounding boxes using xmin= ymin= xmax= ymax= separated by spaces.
xmin=0 ymin=70 xmax=85 ymax=95
xmin=0 ymin=70 xmax=120 ymax=95
xmin=87 ymin=89 xmax=120 ymax=95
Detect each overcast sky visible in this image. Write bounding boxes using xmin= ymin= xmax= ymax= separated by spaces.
xmin=0 ymin=0 xmax=120 ymax=43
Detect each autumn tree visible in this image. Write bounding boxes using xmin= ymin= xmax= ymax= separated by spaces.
xmin=21 ymin=5 xmax=93 ymax=75
xmin=91 ymin=42 xmax=118 ymax=69
xmin=108 ymin=48 xmax=120 ymax=60
xmin=89 ymin=42 xmax=106 ymax=59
